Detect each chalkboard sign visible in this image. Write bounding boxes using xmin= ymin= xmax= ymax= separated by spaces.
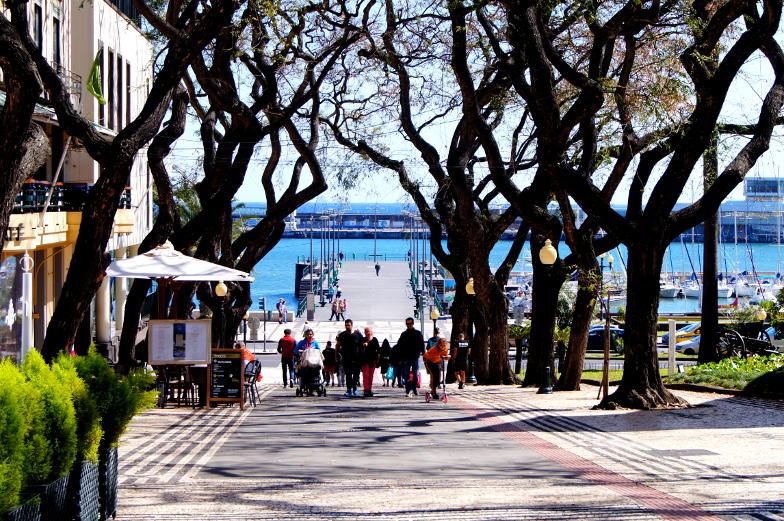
xmin=208 ymin=349 xmax=244 ymax=409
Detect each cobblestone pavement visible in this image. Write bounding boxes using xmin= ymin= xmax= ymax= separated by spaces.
xmin=116 ymin=384 xmax=784 ymax=521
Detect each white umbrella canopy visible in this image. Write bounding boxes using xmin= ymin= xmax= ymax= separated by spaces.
xmin=105 ymin=243 xmax=254 ymax=282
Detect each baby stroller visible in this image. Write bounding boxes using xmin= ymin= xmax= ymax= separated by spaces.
xmin=295 ymin=347 xmax=327 ymax=397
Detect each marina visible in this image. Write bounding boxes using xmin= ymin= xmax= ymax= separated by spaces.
xmin=250 ymin=237 xmax=784 ymax=317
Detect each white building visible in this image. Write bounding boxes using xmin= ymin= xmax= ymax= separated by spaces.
xmin=0 ymin=0 xmax=153 ymax=356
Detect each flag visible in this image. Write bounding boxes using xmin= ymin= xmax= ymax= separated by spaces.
xmin=86 ymin=49 xmax=105 ymax=105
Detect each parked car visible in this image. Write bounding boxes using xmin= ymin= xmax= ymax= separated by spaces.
xmin=674 ymin=336 xmax=700 ymax=355
xmin=587 ymin=325 xmax=624 ymax=352
xmin=661 ymin=322 xmax=701 ymax=345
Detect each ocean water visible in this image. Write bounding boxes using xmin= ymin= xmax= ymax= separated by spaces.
xmin=250 ymin=238 xmax=784 ymax=313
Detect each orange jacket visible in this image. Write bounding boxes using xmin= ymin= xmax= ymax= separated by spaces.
xmin=424 ymin=344 xmax=449 ymax=364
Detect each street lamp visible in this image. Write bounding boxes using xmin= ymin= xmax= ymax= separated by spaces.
xmin=539 ymin=239 xmax=558 ymax=265
xmin=536 ymin=238 xmax=557 ymax=394
xmin=465 ymin=277 xmax=477 ymax=383
xmin=215 ymin=281 xmax=228 ymax=348
xmin=430 ymin=307 xmax=440 ymax=336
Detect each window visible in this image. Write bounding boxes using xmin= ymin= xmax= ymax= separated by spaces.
xmin=117 ymin=54 xmax=123 ymax=128
xmin=126 ymin=62 xmax=131 ymax=124
xmin=33 ymin=5 xmax=43 ymax=50
xmin=108 ymin=49 xmax=115 ymax=130
xmin=745 ymin=179 xmax=779 ymax=195
xmin=52 ymin=18 xmax=61 ymax=67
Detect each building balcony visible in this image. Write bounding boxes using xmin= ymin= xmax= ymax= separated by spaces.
xmin=4 ymin=182 xmax=133 ymax=253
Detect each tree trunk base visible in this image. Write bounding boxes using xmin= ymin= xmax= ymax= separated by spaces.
xmin=553 ymin=382 xmax=580 ymax=391
xmin=594 ymin=384 xmax=689 ymax=410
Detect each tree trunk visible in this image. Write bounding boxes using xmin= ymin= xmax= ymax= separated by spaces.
xmin=41 ymin=163 xmax=133 ymax=360
xmin=117 ymin=279 xmax=151 ymax=368
xmin=0 ymin=18 xmax=49 ymax=256
xmin=700 ymin=135 xmax=720 ymax=363
xmin=597 ymin=243 xmax=688 ymax=409
xmin=700 ymin=211 xmax=720 ymax=363
xmin=446 ymin=288 xmax=471 ymax=383
xmin=555 ymin=263 xmax=598 ymax=390
xmin=467 ymin=253 xmax=516 ymax=384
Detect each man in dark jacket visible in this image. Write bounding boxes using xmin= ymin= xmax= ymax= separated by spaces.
xmin=396 ymin=317 xmax=425 ymax=397
xmin=277 ymin=329 xmax=297 ymax=388
xmin=336 ymin=319 xmax=363 ymax=397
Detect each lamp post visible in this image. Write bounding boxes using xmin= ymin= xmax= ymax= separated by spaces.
xmin=215 ymin=280 xmax=228 ymax=348
xmin=465 ymin=277 xmax=477 ymax=384
xmin=536 ymin=239 xmax=558 ymax=394
xmin=598 ymin=253 xmax=613 ymax=400
xmin=20 ymin=252 xmax=34 ymax=361
xmin=430 ymin=307 xmax=440 ymax=336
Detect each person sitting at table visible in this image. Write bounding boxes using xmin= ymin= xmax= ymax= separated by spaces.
xmin=235 ymin=341 xmax=255 ymax=361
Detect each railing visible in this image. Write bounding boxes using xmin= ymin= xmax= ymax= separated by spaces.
xmin=11 ymin=182 xmax=131 ymax=214
xmin=56 ymin=65 xmax=82 ymax=110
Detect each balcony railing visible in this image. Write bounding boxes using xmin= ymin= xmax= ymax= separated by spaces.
xmin=12 ymin=181 xmax=131 ymax=214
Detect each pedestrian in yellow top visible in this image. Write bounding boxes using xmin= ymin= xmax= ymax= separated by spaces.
xmin=423 ymin=337 xmax=450 ymax=399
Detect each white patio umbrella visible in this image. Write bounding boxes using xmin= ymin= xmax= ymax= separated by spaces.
xmin=106 ymin=242 xmax=253 ymax=347
xmin=105 ymin=242 xmax=254 ymax=282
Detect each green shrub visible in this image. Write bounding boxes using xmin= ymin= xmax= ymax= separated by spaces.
xmin=665 ymin=353 xmax=784 ymax=391
xmin=75 ymin=350 xmax=157 ymax=448
xmin=52 ymin=354 xmax=102 ymax=464
xmin=507 ymin=323 xmax=530 ymax=340
xmin=744 ymin=366 xmax=784 ymax=397
xmin=21 ymin=351 xmax=78 ymax=482
xmin=0 ymin=360 xmax=26 ymax=512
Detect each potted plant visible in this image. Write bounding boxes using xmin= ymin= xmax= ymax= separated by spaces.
xmin=51 ymin=354 xmax=102 ymax=521
xmin=74 ymin=350 xmax=156 ymax=521
xmin=0 ymin=360 xmax=29 ymax=521
xmin=21 ymin=352 xmax=77 ymax=521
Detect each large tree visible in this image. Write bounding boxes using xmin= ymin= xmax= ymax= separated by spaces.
xmin=117 ymin=0 xmax=370 ymax=362
xmin=5 ymin=0 xmax=247 ymax=360
xmin=494 ymin=0 xmax=784 ymax=408
xmin=324 ymin=0 xmax=538 ymax=383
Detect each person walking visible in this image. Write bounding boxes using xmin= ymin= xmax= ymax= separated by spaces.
xmin=427 ymin=327 xmax=442 ymax=349
xmin=375 ymin=263 xmax=381 ymax=276
xmin=329 ymin=298 xmax=339 ymax=321
xmin=359 ymin=327 xmax=380 ymax=397
xmin=276 ymin=298 xmax=288 ymax=324
xmin=423 ymin=337 xmax=450 ymax=400
xmin=379 ymin=338 xmax=392 ymax=386
xmin=396 ymin=317 xmax=425 ymax=397
xmin=336 ymin=319 xmax=363 ymax=397
xmin=277 ymin=328 xmax=297 ymax=388
xmin=327 ymin=285 xmax=335 ymax=303
xmin=322 ymin=341 xmax=337 ymax=386
xmin=337 ymin=298 xmax=346 ymax=321
xmin=452 ymin=333 xmax=471 ymax=389
xmin=389 ymin=338 xmax=403 ymax=387
xmin=340 ymin=299 xmax=348 ymax=320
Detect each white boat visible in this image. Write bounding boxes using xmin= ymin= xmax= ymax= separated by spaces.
xmin=683 ymin=281 xmax=701 ymax=298
xmin=717 ymin=281 xmax=734 ymax=299
xmin=659 ymin=281 xmax=681 ymax=298
xmin=733 ymin=279 xmax=756 ymax=297
xmin=684 ymin=280 xmax=733 ymax=298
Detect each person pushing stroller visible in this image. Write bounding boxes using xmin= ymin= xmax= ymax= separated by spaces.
xmin=294 ymin=329 xmax=326 ymax=396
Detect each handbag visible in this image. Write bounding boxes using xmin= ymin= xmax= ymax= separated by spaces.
xmin=385 ymin=367 xmax=394 ymax=380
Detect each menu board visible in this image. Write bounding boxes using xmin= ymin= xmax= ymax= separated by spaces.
xmin=148 ymin=320 xmax=211 ymax=365
xmin=208 ymin=349 xmax=244 ymax=409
